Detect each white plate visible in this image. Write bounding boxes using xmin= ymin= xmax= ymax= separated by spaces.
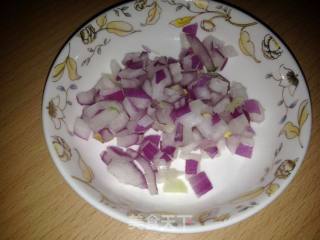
xmin=42 ymin=0 xmax=312 ymax=233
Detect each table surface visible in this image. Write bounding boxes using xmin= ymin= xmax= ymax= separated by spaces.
xmin=1 ymin=0 xmax=319 ymax=239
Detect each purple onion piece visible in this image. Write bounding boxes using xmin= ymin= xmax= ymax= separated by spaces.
xmin=235 ymin=143 xmax=253 ymax=158
xmin=182 ymin=23 xmax=198 ymax=36
xmin=170 ymin=104 xmax=191 ymax=121
xmin=185 ymin=159 xmax=198 ymax=175
xmin=188 ymin=171 xmax=213 ymax=197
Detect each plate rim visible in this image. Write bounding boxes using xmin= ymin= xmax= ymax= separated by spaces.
xmin=41 ymin=0 xmax=313 ymax=233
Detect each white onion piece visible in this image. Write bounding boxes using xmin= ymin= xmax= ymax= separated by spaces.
xmin=230 ymin=82 xmax=248 ymax=100
xmin=123 ymin=98 xmax=138 ymax=118
xmin=99 ymin=128 xmax=113 ymax=142
xmin=211 ymin=48 xmax=227 ymax=71
xmin=161 ymin=131 xmax=176 ymax=148
xmin=120 ymin=78 xmax=142 ymax=88
xmin=109 ymin=112 xmax=129 ymax=134
xmin=155 ymin=102 xmax=174 ymax=125
xmin=183 ymin=126 xmax=195 ymax=146
xmin=89 ymin=109 xmax=119 ymax=132
xmin=95 ymin=74 xmax=116 ymax=90
xmin=118 ymin=68 xmax=146 ymax=79
xmin=74 ymin=117 xmax=91 ymax=140
xmin=128 ymin=97 xmax=151 ymax=110
xmin=134 ymin=158 xmax=158 ymax=195
xmin=242 ymin=126 xmax=256 ymax=138
xmin=169 ymin=63 xmax=183 ymax=83
xmin=178 ymin=111 xmax=202 ymax=128
xmin=126 ymin=148 xmax=139 ymax=159
xmin=179 ymin=151 xmax=202 ymax=161
xmin=209 ymin=77 xmax=229 ymax=95
xmin=189 ymin=100 xmax=212 ymax=115
xmin=181 ymin=71 xmax=197 ymax=86
xmin=228 ymin=114 xmax=249 ymax=135
xmin=226 ymin=135 xmax=241 ymax=154
xmin=213 ymin=97 xmax=231 ymax=113
xmin=110 ymin=59 xmax=122 ymax=78
xmin=76 ymin=88 xmax=96 ymax=105
xmin=193 ymin=86 xmax=212 ymax=100
xmin=117 ymin=134 xmax=139 ymax=147
xmin=180 ymin=142 xmax=199 ymax=155
xmin=203 ymin=35 xmax=225 ymax=51
xmin=186 ymin=34 xmax=215 ymax=72
xmin=196 ymin=118 xmax=215 ymax=139
xmin=108 ymin=158 xmax=147 ymax=189
xmin=180 ymin=32 xmax=190 ymax=49
xmin=142 ymin=79 xmax=153 ymax=98
xmin=211 ymin=119 xmax=229 ymax=141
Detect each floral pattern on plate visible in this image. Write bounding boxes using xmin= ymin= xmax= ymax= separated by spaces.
xmin=42 ymin=0 xmax=311 ymax=232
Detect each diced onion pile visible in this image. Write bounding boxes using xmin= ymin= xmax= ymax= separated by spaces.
xmin=74 ymin=23 xmax=265 ymax=197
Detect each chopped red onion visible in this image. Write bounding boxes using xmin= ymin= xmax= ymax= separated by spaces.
xmin=134 ymin=158 xmax=158 ymax=195
xmin=123 ymin=98 xmax=139 ymax=118
xmin=204 ymin=146 xmax=218 ymax=158
xmin=118 ymin=68 xmax=146 ymax=79
xmin=230 ymin=82 xmax=248 ymax=100
xmin=170 ymin=104 xmax=191 ymax=121
xmin=107 ymin=157 xmax=147 ymax=189
xmin=76 ymin=88 xmax=96 ymax=105
xmin=235 ymin=143 xmax=253 ymax=158
xmin=123 ymin=88 xmax=151 ymax=99
xmin=100 ymin=89 xmax=125 ymax=102
xmin=226 ymin=135 xmax=241 ymax=154
xmin=174 ymin=123 xmax=183 ymax=142
xmin=88 ymin=109 xmax=119 ymax=132
xmin=143 ymin=134 xmax=161 ymax=146
xmin=155 ymin=69 xmax=166 ymax=83
xmin=126 ymin=148 xmax=139 ymax=159
xmin=211 ymin=113 xmax=221 ymax=125
xmin=140 ymin=141 xmax=159 ymax=161
xmin=160 ymin=145 xmax=176 ymax=157
xmin=211 ymin=48 xmax=227 ymax=71
xmin=99 ymin=128 xmax=113 ymax=143
xmin=243 ymin=99 xmax=265 ymax=122
xmin=126 ymin=60 xmax=143 ymax=69
xmin=95 ymin=74 xmax=116 ymax=90
xmin=160 ymin=153 xmax=172 ymax=162
xmin=185 ymin=159 xmax=198 ymax=174
xmin=120 ymin=78 xmax=143 ymax=88
xmin=188 ymin=172 xmax=213 ymax=197
xmin=213 ymin=97 xmax=230 ymax=113
xmin=108 ymin=146 xmax=132 ymax=159
xmin=100 ymin=150 xmax=112 ymax=165
xmin=117 ymin=134 xmax=139 ymax=147
xmin=109 ymin=112 xmax=129 ymax=134
xmin=244 ymin=99 xmax=261 ymax=114
xmin=183 ymin=22 xmax=198 ymax=36
xmin=181 ymin=71 xmax=198 ymax=86
xmin=228 ymin=114 xmax=249 ymax=135
xmin=209 ymin=77 xmax=229 ymax=95
xmin=186 ymin=34 xmax=216 ymax=72
xmin=74 ymin=24 xmax=265 ymax=197
xmin=169 ymin=63 xmax=183 ymax=83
